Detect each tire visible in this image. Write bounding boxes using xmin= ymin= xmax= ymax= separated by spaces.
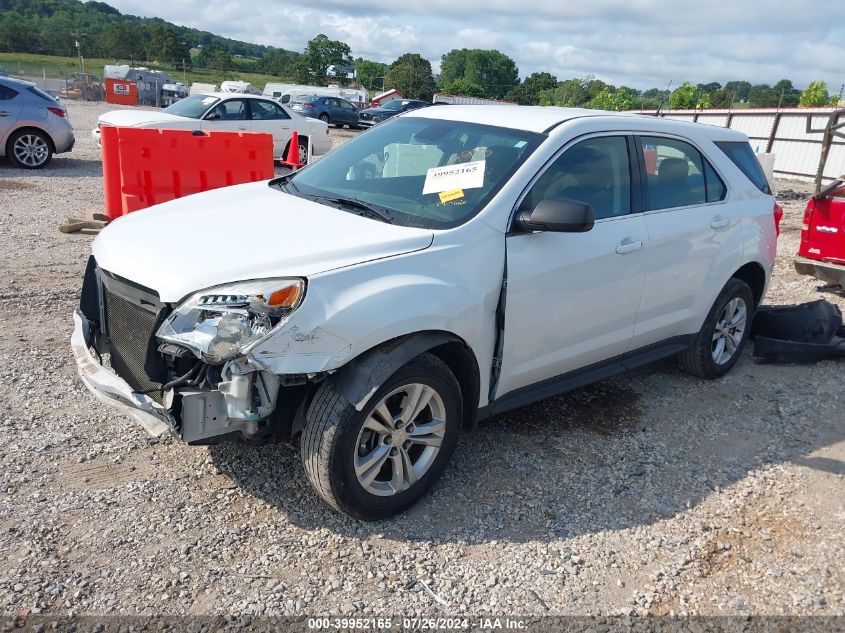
xmin=319 ymin=113 xmax=330 ymax=124
xmin=283 ymin=137 xmax=309 ymax=166
xmin=679 ymin=278 xmax=755 ymax=379
xmin=301 ymin=353 xmax=462 ymax=520
xmin=7 ymin=129 xmax=52 ymax=169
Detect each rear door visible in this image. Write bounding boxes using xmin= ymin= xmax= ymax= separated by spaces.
xmin=247 ymin=98 xmax=293 ymax=157
xmin=633 ymin=135 xmax=737 ymax=348
xmin=497 ymin=134 xmax=648 ymax=397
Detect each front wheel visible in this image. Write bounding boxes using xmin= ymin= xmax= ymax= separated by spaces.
xmin=301 ymin=353 xmax=462 ymax=520
xmin=678 ymin=278 xmax=754 ymax=379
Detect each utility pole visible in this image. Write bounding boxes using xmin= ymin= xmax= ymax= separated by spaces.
xmin=71 ymin=30 xmax=85 ymax=75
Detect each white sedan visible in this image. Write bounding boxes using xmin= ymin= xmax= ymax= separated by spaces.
xmin=92 ymin=93 xmax=331 ymax=163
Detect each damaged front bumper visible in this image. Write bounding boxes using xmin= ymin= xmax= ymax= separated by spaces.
xmin=72 ymin=310 xmax=268 ymax=443
xmin=72 ymin=310 xmax=174 ymax=438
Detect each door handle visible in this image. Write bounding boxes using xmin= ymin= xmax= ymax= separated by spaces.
xmin=0 ymin=111 xmax=10 ymax=117
xmin=237 ymin=126 xmax=247 ymax=131
xmin=615 ymin=239 xmax=643 ymax=255
xmin=710 ymin=216 xmax=730 ymax=230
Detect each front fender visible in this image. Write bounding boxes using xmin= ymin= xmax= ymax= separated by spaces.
xmin=245 ymin=224 xmax=504 ymax=406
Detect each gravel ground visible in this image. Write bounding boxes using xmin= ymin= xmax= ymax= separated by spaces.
xmin=0 ymin=101 xmax=843 ymax=620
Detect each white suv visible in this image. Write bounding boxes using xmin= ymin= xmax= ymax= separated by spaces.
xmin=72 ymin=106 xmax=779 ymax=519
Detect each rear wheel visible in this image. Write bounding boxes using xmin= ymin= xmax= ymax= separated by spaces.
xmin=679 ymin=278 xmax=754 ymax=378
xmin=8 ymin=129 xmax=52 ymax=169
xmin=301 ymin=353 xmax=462 ymax=520
xmin=319 ymin=113 xmax=330 ymax=124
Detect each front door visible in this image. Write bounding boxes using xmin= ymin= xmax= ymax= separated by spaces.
xmin=201 ymin=97 xmax=250 ymax=134
xmin=496 ymin=134 xmax=648 ymax=398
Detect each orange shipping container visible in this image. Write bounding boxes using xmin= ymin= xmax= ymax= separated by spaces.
xmin=105 ymin=78 xmax=138 ymax=106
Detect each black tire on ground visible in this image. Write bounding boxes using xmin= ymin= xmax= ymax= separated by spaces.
xmin=301 ymin=352 xmax=462 ymax=520
xmin=7 ymin=128 xmax=52 ymax=169
xmin=678 ymin=277 xmax=755 ymax=379
xmin=319 ymin=113 xmax=330 ymax=124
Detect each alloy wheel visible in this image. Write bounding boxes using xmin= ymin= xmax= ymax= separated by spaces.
xmin=13 ymin=133 xmax=49 ymax=167
xmin=354 ymin=383 xmax=446 ymax=496
xmin=712 ymin=297 xmax=747 ymax=365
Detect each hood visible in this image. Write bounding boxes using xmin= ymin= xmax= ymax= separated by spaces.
xmin=92 ymin=181 xmax=433 ymax=302
xmin=98 ymin=110 xmax=193 ymax=127
xmin=361 ymin=107 xmax=397 ymax=116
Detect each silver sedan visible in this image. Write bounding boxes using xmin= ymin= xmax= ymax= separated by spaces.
xmin=0 ymin=76 xmax=75 ymax=169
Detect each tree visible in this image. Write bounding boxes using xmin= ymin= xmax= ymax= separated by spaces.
xmin=262 ymin=48 xmax=300 ymax=78
xmin=0 ymin=12 xmax=32 ymax=52
xmin=668 ymin=82 xmax=706 ymax=109
xmin=384 ymin=53 xmax=436 ymax=100
xmin=710 ymin=89 xmax=733 ymax=108
xmin=441 ymin=78 xmax=485 ymax=97
xmin=588 ymin=87 xmax=637 ymax=111
xmin=439 ymin=48 xmax=519 ymax=99
xmin=302 ymin=34 xmax=352 ymax=86
xmin=355 ymin=58 xmax=388 ymax=91
xmin=800 ymin=81 xmax=830 ymax=107
xmin=148 ymin=23 xmax=190 ymax=63
xmin=773 ymin=79 xmax=800 ymax=107
xmin=724 ymin=81 xmax=752 ymax=102
xmin=748 ymin=84 xmax=779 ymax=107
xmin=697 ymin=82 xmax=721 ymax=95
xmin=103 ymin=22 xmax=144 ymax=61
xmin=505 ymin=72 xmax=557 ymax=105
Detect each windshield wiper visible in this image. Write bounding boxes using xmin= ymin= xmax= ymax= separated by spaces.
xmin=314 ymin=195 xmax=395 ymax=224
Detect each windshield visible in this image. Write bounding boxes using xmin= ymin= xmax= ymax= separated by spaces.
xmin=381 ymin=100 xmax=404 ymax=111
xmin=295 ymin=94 xmax=318 ymax=102
xmin=161 ymin=94 xmax=219 ymax=118
xmin=286 ymin=116 xmax=544 ymax=229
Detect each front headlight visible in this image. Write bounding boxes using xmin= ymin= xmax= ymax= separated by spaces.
xmin=157 ymin=278 xmax=305 ymax=364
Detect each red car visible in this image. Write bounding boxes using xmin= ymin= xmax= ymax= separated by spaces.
xmin=795 ymin=178 xmax=845 ymax=287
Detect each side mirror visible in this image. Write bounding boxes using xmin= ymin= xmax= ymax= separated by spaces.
xmin=514 ymin=198 xmax=595 ymax=233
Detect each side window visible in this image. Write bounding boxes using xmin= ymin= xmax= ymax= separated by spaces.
xmin=0 ymin=84 xmax=19 ymax=100
xmin=207 ymin=99 xmax=248 ymax=120
xmin=522 ymin=136 xmax=631 ymax=220
xmin=703 ymin=160 xmax=726 ymax=202
xmin=251 ymin=99 xmax=286 ymax=120
xmin=715 ymin=141 xmax=771 ymax=194
xmin=273 ymin=103 xmax=291 ymax=120
xmin=640 ymin=136 xmax=707 ymax=210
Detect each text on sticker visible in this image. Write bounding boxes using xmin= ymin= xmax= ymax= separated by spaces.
xmin=422 ymin=160 xmax=486 ymax=195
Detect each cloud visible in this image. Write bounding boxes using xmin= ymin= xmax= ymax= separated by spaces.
xmin=105 ymin=0 xmax=845 ymax=90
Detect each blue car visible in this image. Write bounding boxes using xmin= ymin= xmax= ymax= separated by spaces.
xmin=290 ymin=95 xmax=360 ymax=128
xmin=358 ymin=99 xmax=431 ymax=127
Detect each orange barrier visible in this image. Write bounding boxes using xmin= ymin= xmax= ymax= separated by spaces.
xmin=101 ymin=127 xmax=275 ymax=221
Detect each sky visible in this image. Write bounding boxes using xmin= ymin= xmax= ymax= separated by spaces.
xmin=104 ymin=0 xmax=845 ymax=92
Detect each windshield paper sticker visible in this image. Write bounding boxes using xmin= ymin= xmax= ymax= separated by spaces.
xmin=423 ymin=160 xmax=485 ymax=195
xmin=438 ymin=188 xmax=465 ymax=203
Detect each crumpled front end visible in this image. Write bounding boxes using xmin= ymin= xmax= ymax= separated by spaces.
xmin=72 ymin=257 xmax=294 ymax=443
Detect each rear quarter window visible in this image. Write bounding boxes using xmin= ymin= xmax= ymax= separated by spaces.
xmin=715 ymin=141 xmax=771 ymax=195
xmin=27 ymin=85 xmax=57 ymax=103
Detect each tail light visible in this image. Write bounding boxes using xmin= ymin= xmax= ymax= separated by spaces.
xmin=800 ymin=200 xmax=814 ymax=243
xmin=773 ymin=201 xmax=784 ymax=237
xmin=47 ymin=107 xmax=66 ymax=118
xmin=302 ymin=102 xmax=316 ymax=108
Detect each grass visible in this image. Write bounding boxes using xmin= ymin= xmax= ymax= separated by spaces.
xmin=0 ymin=52 xmax=285 ymax=89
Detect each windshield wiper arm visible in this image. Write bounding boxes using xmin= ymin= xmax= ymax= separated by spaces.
xmin=317 ymin=196 xmax=395 ymax=224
